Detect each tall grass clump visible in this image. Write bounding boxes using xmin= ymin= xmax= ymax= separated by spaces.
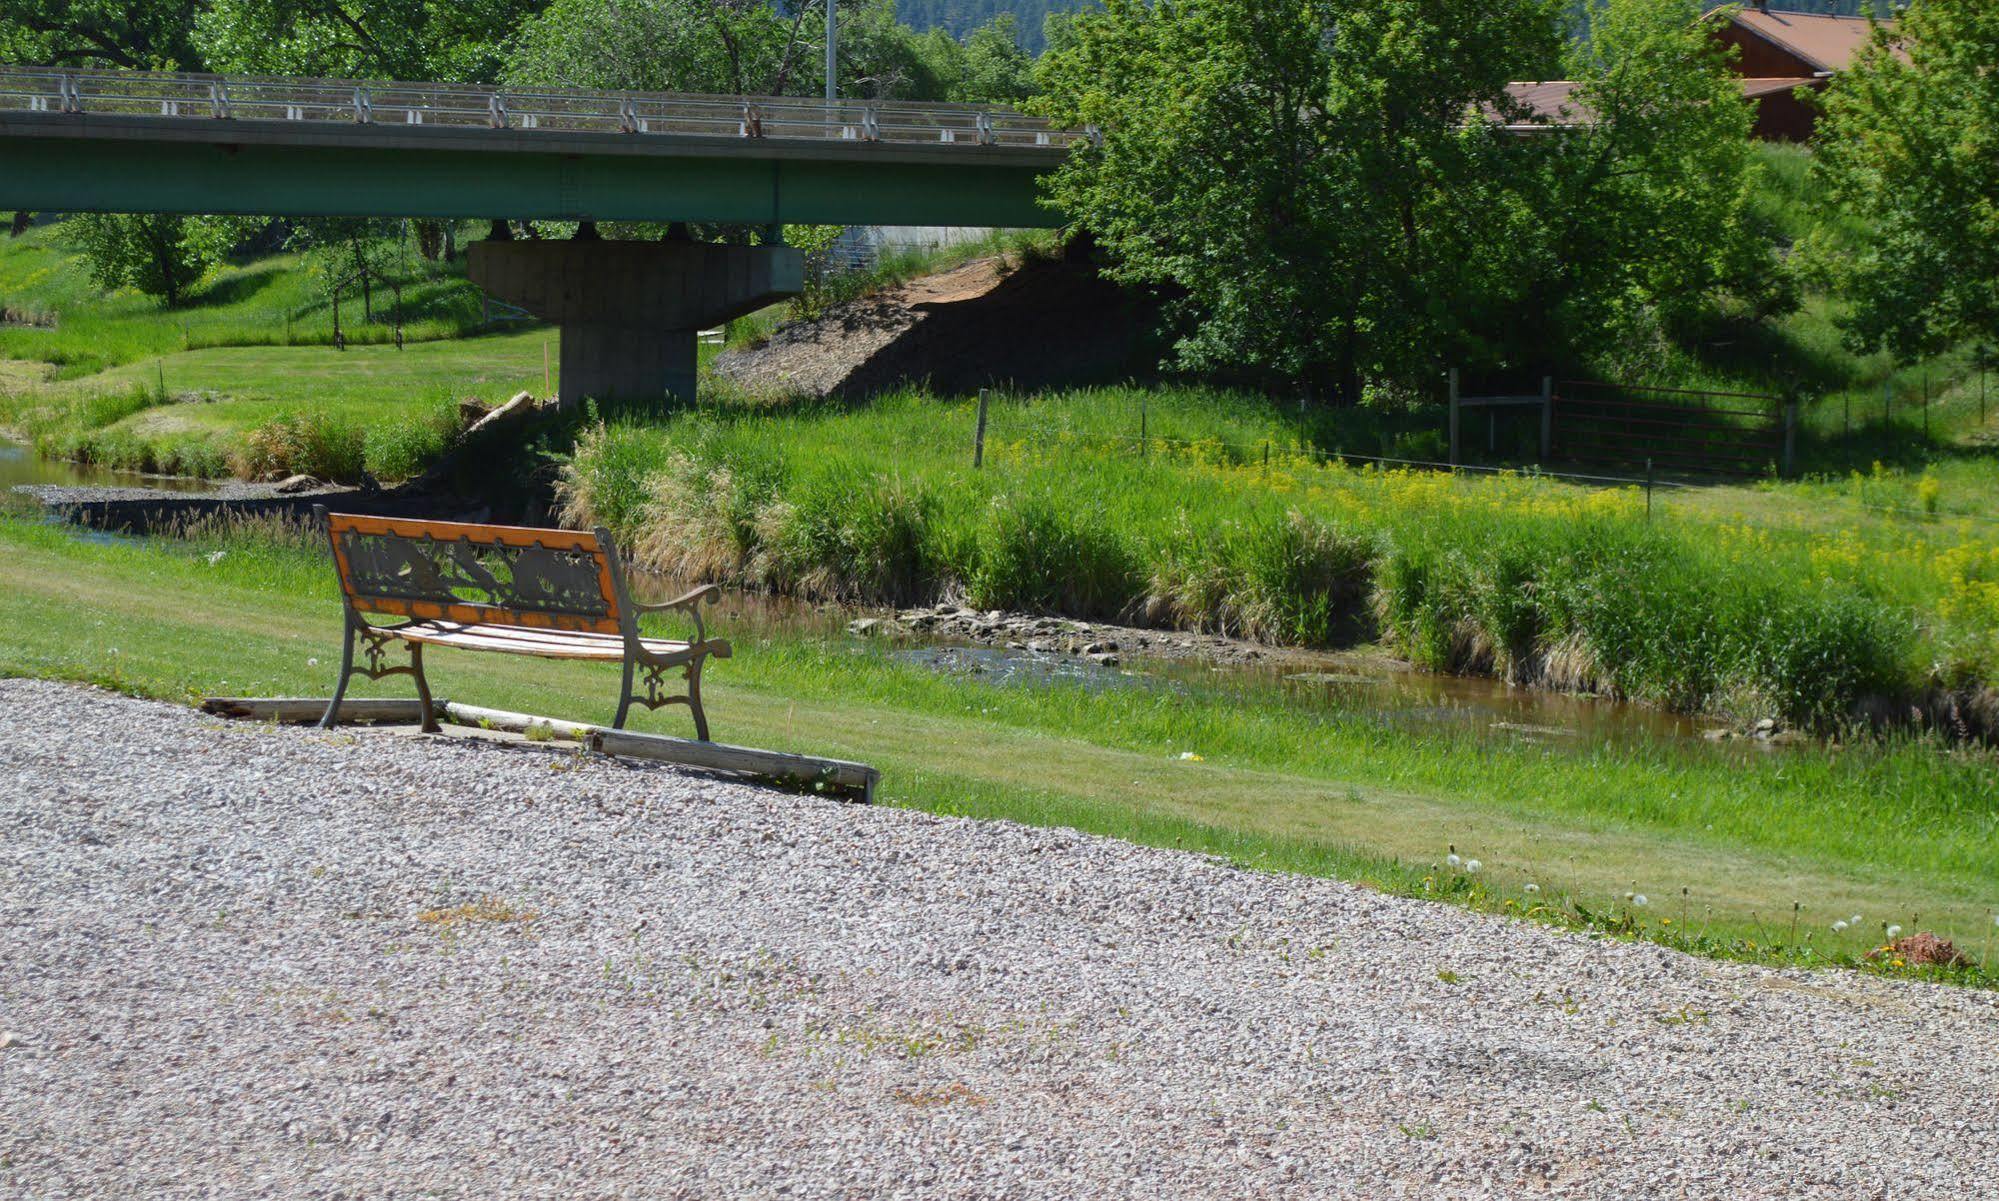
xmin=961 ymin=488 xmax=1137 ymax=618
xmin=232 ymin=412 xmax=366 ymax=482
xmin=752 ymin=460 xmax=935 ymax=603
xmin=362 ymin=401 xmax=464 ymax=482
xmin=1152 ymin=509 xmax=1375 ymax=644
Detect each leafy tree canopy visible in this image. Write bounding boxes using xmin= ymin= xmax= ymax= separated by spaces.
xmin=1039 ymin=0 xmax=1774 ymax=397
xmin=1814 ymin=0 xmax=1999 ymax=359
xmin=194 ymin=0 xmax=549 ymax=82
xmin=65 ymin=213 xmax=251 ymax=307
xmin=0 ymin=1 xmax=205 ymax=70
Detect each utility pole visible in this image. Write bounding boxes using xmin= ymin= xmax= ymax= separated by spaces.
xmin=825 ymin=0 xmax=838 ymax=103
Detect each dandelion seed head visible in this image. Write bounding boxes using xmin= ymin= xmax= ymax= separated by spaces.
xmin=1885 ymin=924 xmax=1902 ymax=939
xmin=1632 ymin=894 xmax=1649 ymax=907
xmin=1446 ymin=854 xmax=1461 ymax=868
xmin=1832 ymin=921 xmax=1848 ymax=932
xmin=1464 ymin=859 xmax=1481 ymax=873
xmin=1524 ymin=883 xmax=1540 ymax=894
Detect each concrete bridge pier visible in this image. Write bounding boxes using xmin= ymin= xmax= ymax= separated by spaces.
xmin=468 ymin=239 xmax=803 ymax=409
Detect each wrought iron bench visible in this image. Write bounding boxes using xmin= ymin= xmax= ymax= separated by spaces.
xmin=316 ymin=508 xmax=730 ymax=739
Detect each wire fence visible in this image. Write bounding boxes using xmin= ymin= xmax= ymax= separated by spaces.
xmin=960 ymin=389 xmax=1999 ymax=534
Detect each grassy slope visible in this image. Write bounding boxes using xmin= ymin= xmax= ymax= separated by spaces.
xmin=1 ymin=515 xmax=1993 ymax=980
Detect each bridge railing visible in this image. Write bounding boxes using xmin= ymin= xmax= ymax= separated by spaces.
xmin=0 ymin=66 xmax=1093 ymax=150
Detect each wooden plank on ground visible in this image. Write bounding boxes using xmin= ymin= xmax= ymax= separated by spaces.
xmin=203 ymin=695 xmax=877 ymax=801
xmin=201 ymin=696 xmax=430 ymax=724
xmin=443 ymin=702 xmax=876 ymax=801
xmin=588 ymin=727 xmax=878 ymax=803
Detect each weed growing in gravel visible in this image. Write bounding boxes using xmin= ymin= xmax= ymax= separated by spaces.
xmin=416 ymin=897 xmax=537 ymax=927
xmin=890 ymin=1083 xmax=987 ymax=1108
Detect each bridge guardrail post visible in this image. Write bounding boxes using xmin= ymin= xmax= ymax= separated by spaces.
xmin=352 ymin=87 xmax=372 ymax=124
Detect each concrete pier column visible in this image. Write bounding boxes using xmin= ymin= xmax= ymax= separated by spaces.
xmin=468 ymin=239 xmax=802 ymax=409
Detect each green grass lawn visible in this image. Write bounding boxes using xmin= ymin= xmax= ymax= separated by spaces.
xmin=2 ymin=514 xmax=1993 ymax=984
xmin=0 ymin=223 xmax=491 ymax=377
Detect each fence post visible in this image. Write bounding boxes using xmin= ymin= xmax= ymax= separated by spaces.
xmin=1843 ymin=392 xmax=1850 ymax=439
xmin=1139 ymin=394 xmax=1147 ymax=458
xmin=1883 ymin=379 xmax=1891 ymax=428
xmin=1982 ymin=349 xmax=1988 ymax=425
xmin=1645 ymin=458 xmax=1654 ymax=522
xmin=1539 ymin=376 xmax=1553 ymax=462
xmin=1781 ymin=399 xmax=1798 ymax=478
xmin=973 ymin=387 xmax=990 ymax=469
xmin=1447 ymin=368 xmax=1460 ymax=467
xmin=1263 ymin=439 xmax=1269 ymax=477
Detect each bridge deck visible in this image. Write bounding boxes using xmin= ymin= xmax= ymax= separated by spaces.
xmin=0 ymin=67 xmax=1076 ymax=226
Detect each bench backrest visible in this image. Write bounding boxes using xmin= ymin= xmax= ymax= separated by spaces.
xmin=322 ymin=511 xmax=627 ymax=634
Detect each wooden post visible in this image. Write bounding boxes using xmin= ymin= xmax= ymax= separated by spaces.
xmin=543 ymin=338 xmax=552 ymax=399
xmin=1923 ymin=374 xmax=1930 ymax=441
xmin=1645 ymin=458 xmax=1654 ymax=521
xmin=1982 ymin=351 xmax=1988 ymax=425
xmin=1139 ymin=394 xmax=1147 ymax=458
xmin=1447 ymin=368 xmax=1460 ymax=467
xmin=1539 ymin=376 xmax=1553 ymax=462
xmin=1781 ymin=400 xmax=1798 ymax=477
xmin=1883 ymin=379 xmax=1891 ymax=427
xmin=1843 ymin=392 xmax=1850 ymax=439
xmin=973 ymin=387 xmax=989 ymax=469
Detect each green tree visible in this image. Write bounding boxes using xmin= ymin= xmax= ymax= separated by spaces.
xmin=288 ymin=217 xmax=402 ymax=323
xmin=952 ymin=13 xmax=1033 ymax=102
xmin=1038 ymin=0 xmax=1561 ymax=400
xmin=505 ymin=0 xmax=816 ymax=96
xmin=194 ymin=0 xmax=548 ymax=82
xmin=0 ymin=0 xmax=203 ymax=69
xmin=1815 ymin=0 xmax=1999 ymax=358
xmin=1506 ymin=0 xmax=1781 ymax=365
xmin=65 ymin=213 xmax=246 ymax=307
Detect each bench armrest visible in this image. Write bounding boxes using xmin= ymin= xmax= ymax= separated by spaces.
xmin=632 ymin=583 xmax=721 ymax=644
xmin=633 ymin=583 xmax=722 ymax=614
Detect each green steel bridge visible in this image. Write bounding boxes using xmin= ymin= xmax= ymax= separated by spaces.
xmin=0 ymin=67 xmax=1079 ymax=228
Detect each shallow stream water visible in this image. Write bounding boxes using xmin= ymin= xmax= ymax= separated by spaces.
xmin=0 ymin=438 xmax=214 ymax=495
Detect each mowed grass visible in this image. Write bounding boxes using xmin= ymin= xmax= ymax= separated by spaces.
xmin=1 ymin=514 xmax=1994 ymax=981
xmin=0 ymin=223 xmax=490 ymax=377
xmin=0 ymin=331 xmax=560 ymax=479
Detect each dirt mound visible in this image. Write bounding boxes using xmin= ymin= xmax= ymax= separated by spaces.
xmin=713 ymin=243 xmax=1163 ymax=399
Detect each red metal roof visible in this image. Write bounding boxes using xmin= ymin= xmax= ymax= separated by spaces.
xmin=1721 ymin=8 xmax=1892 ymax=74
xmin=1500 ymin=77 xmax=1819 ymax=126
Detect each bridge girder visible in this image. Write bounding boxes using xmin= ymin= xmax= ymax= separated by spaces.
xmin=0 ymin=114 xmax=1063 ymax=228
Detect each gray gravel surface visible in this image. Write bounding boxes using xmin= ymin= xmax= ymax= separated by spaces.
xmin=3 ymin=678 xmax=1995 ymax=1199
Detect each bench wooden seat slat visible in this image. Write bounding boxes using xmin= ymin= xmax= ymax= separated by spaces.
xmin=395 ymin=620 xmax=725 ymax=664
xmin=316 ymin=508 xmax=727 ymax=739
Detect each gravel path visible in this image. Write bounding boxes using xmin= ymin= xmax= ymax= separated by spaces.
xmin=3 ymin=679 xmax=1994 ymax=1198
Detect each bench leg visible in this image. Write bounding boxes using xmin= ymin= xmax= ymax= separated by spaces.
xmin=613 ymin=656 xmax=635 ymax=731
xmin=319 ymin=622 xmax=357 ymax=730
xmin=410 ymin=642 xmax=441 ymax=734
xmin=687 ymin=656 xmax=711 ymax=742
